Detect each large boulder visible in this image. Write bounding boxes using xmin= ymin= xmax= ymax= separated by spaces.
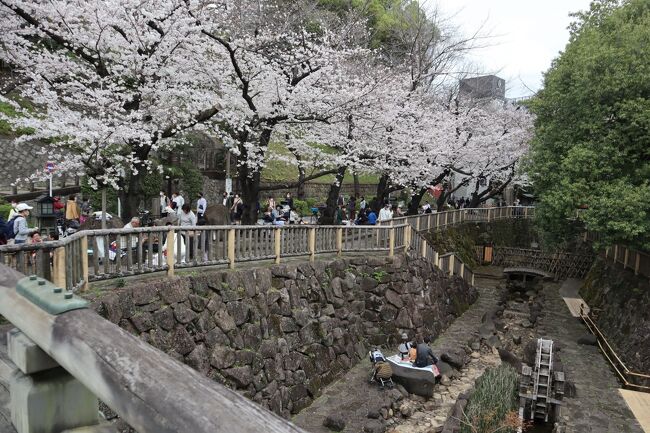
xmin=323 ymin=414 xmax=346 ymax=432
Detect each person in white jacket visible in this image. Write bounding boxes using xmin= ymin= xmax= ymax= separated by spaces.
xmin=378 ymin=203 xmax=393 ymax=222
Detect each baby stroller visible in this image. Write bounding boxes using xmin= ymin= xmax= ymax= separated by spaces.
xmin=369 ymin=349 xmax=394 ymax=388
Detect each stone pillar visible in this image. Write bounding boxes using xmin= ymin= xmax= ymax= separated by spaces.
xmin=8 ymin=329 xmax=99 ymax=433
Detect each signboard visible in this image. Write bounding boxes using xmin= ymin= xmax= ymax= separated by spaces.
xmin=225 ymin=177 xmax=232 ymax=194
xmin=45 ymin=162 xmax=55 ymax=173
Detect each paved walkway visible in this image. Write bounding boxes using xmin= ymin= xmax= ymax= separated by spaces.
xmin=293 ymin=274 xmax=504 ymax=433
xmin=619 ymin=389 xmax=650 ymax=433
xmin=536 ymin=281 xmax=643 ymax=433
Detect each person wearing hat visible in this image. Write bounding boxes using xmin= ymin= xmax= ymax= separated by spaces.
xmin=398 ymin=333 xmax=415 ymax=361
xmin=13 ymin=203 xmax=38 ymax=244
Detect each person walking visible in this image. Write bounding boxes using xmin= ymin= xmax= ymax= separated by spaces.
xmin=65 ymin=195 xmax=80 ymax=222
xmin=359 ymin=196 xmax=366 ymax=211
xmin=378 ymin=203 xmax=393 ymax=222
xmin=160 ymin=191 xmax=169 ymax=217
xmin=347 ymin=196 xmax=357 ymax=221
xmin=231 ymin=194 xmax=243 ymax=224
xmin=285 ymin=192 xmax=294 ymax=209
xmin=172 ymin=192 xmax=185 ymax=216
xmin=12 ymin=203 xmax=38 ymax=245
xmin=196 ymin=192 xmax=207 ymax=225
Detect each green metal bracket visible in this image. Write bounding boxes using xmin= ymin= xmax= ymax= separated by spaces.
xmin=16 ymin=275 xmax=88 ymax=315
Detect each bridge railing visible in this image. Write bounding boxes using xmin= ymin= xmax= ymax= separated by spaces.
xmin=0 ymin=224 xmax=410 ymax=290
xmin=0 ymin=267 xmax=308 ymax=433
xmin=0 ymin=206 xmax=535 ymax=290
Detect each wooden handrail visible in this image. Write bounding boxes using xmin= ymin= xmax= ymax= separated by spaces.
xmin=579 ymin=304 xmax=650 ymax=391
xmin=0 ymin=266 xmax=307 ymax=433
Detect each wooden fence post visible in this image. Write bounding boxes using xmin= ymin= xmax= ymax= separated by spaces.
xmin=52 ymin=247 xmax=66 ymax=289
xmin=404 ymin=226 xmax=411 ymax=250
xmin=524 ymin=207 xmax=528 ymax=218
xmin=166 ymin=229 xmax=175 ymax=276
xmin=487 ymin=208 xmax=491 ymax=222
xmin=433 ymin=251 xmax=439 ymax=268
xmin=80 ymin=236 xmax=89 ymax=292
xmin=388 ymin=227 xmax=395 ymax=257
xmin=623 ymin=248 xmax=629 ymax=269
xmin=336 ymin=228 xmax=343 ymax=256
xmin=448 ymin=255 xmax=455 ymax=276
xmin=635 ymin=253 xmax=641 ymax=276
xmin=613 ymin=245 xmax=618 ymax=263
xmin=228 ymin=228 xmax=236 ymax=269
xmin=471 ymin=273 xmax=475 ymax=286
xmin=274 ymin=228 xmax=282 ymax=264
xmin=416 ymin=217 xmax=420 ymax=232
xmin=421 ymin=239 xmax=427 ymax=258
xmin=309 ymin=227 xmax=316 ymax=262
xmin=460 ymin=262 xmax=465 ymax=279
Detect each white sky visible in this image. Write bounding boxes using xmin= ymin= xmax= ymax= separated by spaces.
xmin=429 ymin=0 xmax=593 ymax=98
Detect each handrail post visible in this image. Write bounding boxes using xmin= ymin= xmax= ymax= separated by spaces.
xmin=460 ymin=262 xmax=465 ymax=280
xmin=471 ymin=272 xmax=475 ymax=286
xmin=613 ymin=245 xmax=618 ymax=263
xmin=388 ymin=226 xmax=395 ymax=257
xmin=635 ymin=253 xmax=641 ymax=276
xmin=80 ymin=235 xmax=89 ymax=292
xmin=274 ymin=227 xmax=282 ymax=264
xmin=448 ymin=254 xmax=455 ymax=276
xmin=623 ymin=247 xmax=629 ymax=269
xmin=415 ymin=216 xmax=420 ymax=232
xmin=433 ymin=251 xmax=439 ymax=267
xmin=336 ymin=227 xmax=343 ymax=256
xmin=309 ymin=227 xmax=316 ymax=262
xmin=421 ymin=239 xmax=427 ymax=258
xmin=487 ymin=208 xmax=492 ymax=222
xmin=166 ymin=229 xmax=175 ymax=276
xmin=52 ymin=246 xmax=66 ymax=289
xmin=524 ymin=207 xmax=528 ymax=218
xmin=404 ymin=226 xmax=411 ymax=250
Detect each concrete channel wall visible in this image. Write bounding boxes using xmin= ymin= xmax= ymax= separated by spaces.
xmin=87 ymin=253 xmax=477 ymax=419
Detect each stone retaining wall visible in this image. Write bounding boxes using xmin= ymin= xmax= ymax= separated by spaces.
xmin=87 ymin=254 xmax=477 ymax=419
xmin=581 ymin=257 xmax=650 ymax=373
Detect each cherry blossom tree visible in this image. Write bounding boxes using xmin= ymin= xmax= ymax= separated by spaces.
xmin=0 ymin=0 xmax=223 ymax=219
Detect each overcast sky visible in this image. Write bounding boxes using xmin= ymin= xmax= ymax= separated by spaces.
xmin=429 ymin=0 xmax=593 ymax=98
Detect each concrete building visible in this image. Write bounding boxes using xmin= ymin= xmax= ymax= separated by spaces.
xmin=459 ymin=75 xmax=506 ymax=101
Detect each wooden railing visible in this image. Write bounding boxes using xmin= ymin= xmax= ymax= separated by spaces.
xmin=0 ymin=206 xmax=533 ymax=291
xmin=603 ymin=244 xmax=650 ymax=280
xmin=579 ymin=303 xmax=650 ymax=392
xmin=0 ymin=267 xmax=307 ymax=433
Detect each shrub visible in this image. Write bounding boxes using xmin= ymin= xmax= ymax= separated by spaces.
xmin=293 ymin=198 xmax=318 ymax=216
xmin=460 ymin=364 xmax=520 ymax=433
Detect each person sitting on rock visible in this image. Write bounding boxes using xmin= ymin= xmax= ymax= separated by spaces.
xmin=414 ymin=336 xmax=439 ymax=368
xmin=398 ymin=333 xmax=415 ymax=360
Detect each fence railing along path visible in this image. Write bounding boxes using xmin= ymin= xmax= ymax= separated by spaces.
xmin=0 ymin=206 xmax=534 ymax=291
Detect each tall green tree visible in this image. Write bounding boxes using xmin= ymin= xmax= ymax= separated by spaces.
xmin=528 ymin=0 xmax=650 ymax=250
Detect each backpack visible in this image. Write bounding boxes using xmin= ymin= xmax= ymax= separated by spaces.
xmin=3 ymin=216 xmax=22 ymax=240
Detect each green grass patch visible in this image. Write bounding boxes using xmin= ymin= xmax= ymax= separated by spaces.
xmin=460 ymin=364 xmax=520 ymax=433
xmin=261 ymin=141 xmax=379 ymax=185
xmin=0 ymin=99 xmax=35 ymax=136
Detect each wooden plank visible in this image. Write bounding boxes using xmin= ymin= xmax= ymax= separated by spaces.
xmin=619 ymin=389 xmax=650 ymax=433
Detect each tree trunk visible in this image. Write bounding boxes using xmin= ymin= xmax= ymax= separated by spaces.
xmin=119 ymin=169 xmax=145 ymax=220
xmin=353 ymin=173 xmax=360 ymax=199
xmin=240 ymin=169 xmax=262 ymax=225
xmin=297 ymin=165 xmax=306 ymax=200
xmin=407 ymin=187 xmax=427 ymax=215
xmin=320 ymin=166 xmax=347 ymax=225
xmin=373 ymin=174 xmax=391 ymax=212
